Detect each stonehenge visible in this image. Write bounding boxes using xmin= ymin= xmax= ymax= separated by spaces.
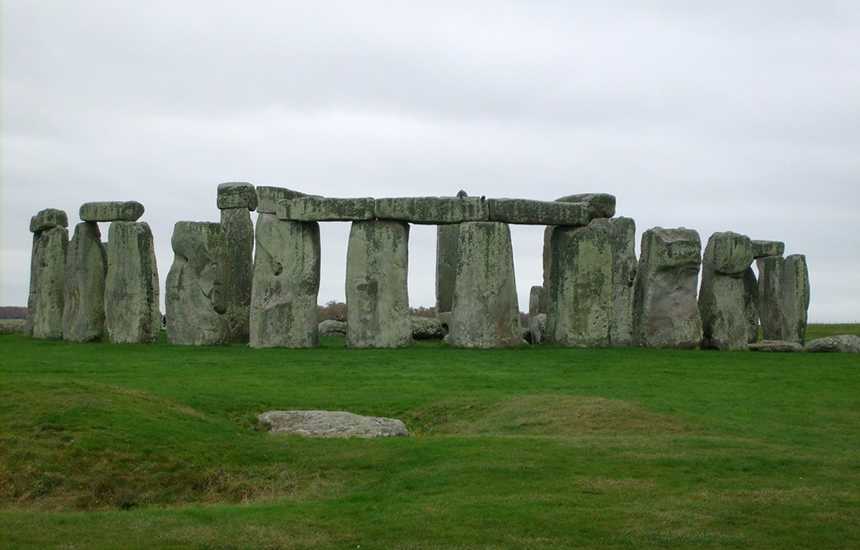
xmin=528 ymin=286 xmax=546 ymax=344
xmin=63 ymin=222 xmax=107 ymax=342
xmin=758 ymin=254 xmax=810 ymax=344
xmin=28 ymin=209 xmax=69 ymax=339
xmin=218 ymin=183 xmax=255 ymax=342
xmin=698 ymin=232 xmax=755 ymax=350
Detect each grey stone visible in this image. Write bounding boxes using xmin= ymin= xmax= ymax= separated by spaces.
xmin=556 ymin=193 xmax=617 ymax=218
xmin=278 ymin=196 xmax=375 ymax=221
xmin=0 ymin=319 xmax=27 ymax=335
xmin=546 ymin=222 xmax=613 ymax=347
xmin=743 ymin=267 xmax=760 ymax=343
xmin=603 ymin=217 xmax=637 ymax=347
xmin=79 ymin=201 xmax=144 ymax=222
xmin=165 ymin=222 xmax=229 ymax=345
xmin=633 ymin=227 xmax=703 ymax=348
xmin=29 ymin=208 xmax=69 ymax=233
xmin=104 ymin=222 xmax=161 ymax=344
xmin=221 ymin=208 xmax=254 ymax=343
xmin=698 ymin=232 xmax=754 ymax=350
xmin=751 ymin=240 xmax=785 ymax=259
xmin=435 ymin=224 xmax=460 ymax=313
xmin=318 ymin=319 xmax=347 ymax=337
xmin=411 ymin=316 xmax=446 ymax=340
xmin=448 ymin=222 xmax=521 ymax=348
xmin=375 ymin=196 xmax=488 ymax=224
xmin=346 ymin=220 xmax=412 ymax=348
xmin=258 ymin=410 xmax=409 ymax=438
xmin=217 ymin=182 xmax=257 ymax=211
xmin=528 ymin=286 xmax=545 ymax=344
xmin=748 ymin=340 xmax=803 ymax=352
xmin=28 ymin=226 xmax=68 ymax=339
xmin=63 ymin=222 xmax=107 ymax=342
xmin=805 ymin=335 xmax=860 ymax=353
xmin=250 ymin=214 xmax=321 ymax=348
xmin=487 ymin=199 xmax=590 ymax=225
xmin=541 ymin=226 xmax=553 ymax=314
xmin=256 ymin=186 xmax=309 ymax=214
xmin=759 ymin=254 xmax=810 ymax=344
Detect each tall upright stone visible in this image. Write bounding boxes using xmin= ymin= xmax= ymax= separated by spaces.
xmin=346 ymin=220 xmax=411 ymax=348
xmin=63 ymin=222 xmax=107 ymax=342
xmin=166 ymin=222 xmax=230 ymax=345
xmin=217 ymin=182 xmax=256 ymax=343
xmin=435 ymin=224 xmax=460 ymax=315
xmin=250 ymin=214 xmax=321 ymax=348
xmin=698 ymin=232 xmax=754 ymax=350
xmin=742 ymin=267 xmax=759 ymax=343
xmin=759 ymin=254 xmax=810 ymax=344
xmin=603 ymin=217 xmax=637 ymax=346
xmin=528 ymin=285 xmax=546 ymax=345
xmin=105 ymin=221 xmax=160 ymax=343
xmin=449 ymin=222 xmax=521 ymax=348
xmin=633 ymin=227 xmax=702 ymax=348
xmin=28 ymin=209 xmax=69 ymax=339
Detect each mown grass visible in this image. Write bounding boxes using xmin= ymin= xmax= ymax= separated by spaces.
xmin=1 ymin=327 xmax=859 ymax=549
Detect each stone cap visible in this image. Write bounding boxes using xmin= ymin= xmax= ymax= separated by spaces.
xmin=375 ymin=196 xmax=488 ymax=224
xmin=556 ymin=193 xmax=616 ymax=218
xmin=488 ymin=198 xmax=590 ymax=226
xmin=703 ymin=231 xmax=753 ymax=275
xmin=278 ymin=196 xmax=376 ymax=221
xmin=640 ymin=227 xmax=701 ymax=269
xmin=256 ymin=186 xmax=313 ymax=214
xmin=751 ymin=239 xmax=785 ymax=258
xmin=217 ymin=182 xmax=257 ymax=211
xmin=80 ymin=201 xmax=145 ymax=222
xmin=30 ymin=208 xmax=69 ymax=233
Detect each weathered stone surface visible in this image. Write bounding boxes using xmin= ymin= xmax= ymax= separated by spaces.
xmin=528 ymin=286 xmax=545 ymax=344
xmin=449 ymin=222 xmax=521 ymax=348
xmin=375 ymin=196 xmax=488 ymax=224
xmin=0 ymin=319 xmax=27 ymax=335
xmin=165 ymin=222 xmax=229 ymax=345
xmin=541 ymin=226 xmax=553 ymax=314
xmin=805 ymin=335 xmax=860 ymax=353
xmin=751 ymin=240 xmax=785 ymax=259
xmin=556 ymin=193 xmax=616 ymax=218
xmin=319 ymin=319 xmax=347 ymax=337
xmin=63 ymin=222 xmax=107 ymax=342
xmin=104 ymin=222 xmax=161 ymax=344
xmin=221 ymin=208 xmax=254 ymax=343
xmin=546 ymin=223 xmax=612 ymax=347
xmin=217 ymin=182 xmax=257 ymax=211
xmin=759 ymin=254 xmax=810 ymax=344
xmin=346 ymin=221 xmax=411 ymax=348
xmin=258 ymin=410 xmax=409 ymax=438
xmin=487 ymin=199 xmax=590 ymax=225
xmin=743 ymin=267 xmax=759 ymax=343
xmin=256 ymin=186 xmax=309 ymax=214
xmin=528 ymin=286 xmax=543 ymax=317
xmin=698 ymin=232 xmax=754 ymax=350
xmin=28 ymin=226 xmax=68 ymax=339
xmin=250 ymin=214 xmax=321 ymax=348
xmin=603 ymin=217 xmax=637 ymax=346
xmin=278 ymin=197 xmax=375 ymax=221
xmin=29 ymin=208 xmax=69 ymax=233
xmin=435 ymin=224 xmax=460 ymax=313
xmin=412 ymin=316 xmax=446 ymax=340
xmin=748 ymin=340 xmax=803 ymax=352
xmin=633 ymin=227 xmax=703 ymax=348
xmin=79 ymin=201 xmax=144 ymax=222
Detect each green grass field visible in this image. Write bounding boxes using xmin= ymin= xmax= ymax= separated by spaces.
xmin=1 ymin=325 xmax=859 ymax=549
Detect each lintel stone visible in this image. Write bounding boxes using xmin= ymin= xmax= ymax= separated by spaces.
xmin=555 ymin=193 xmax=616 ymax=218
xmin=256 ymin=186 xmax=311 ymax=214
xmin=30 ymin=208 xmax=69 ymax=233
xmin=375 ymin=196 xmax=488 ymax=224
xmin=79 ymin=201 xmax=145 ymax=222
xmin=217 ymin=182 xmax=257 ymax=211
xmin=487 ymin=199 xmax=590 ymax=225
xmin=278 ymin=197 xmax=375 ymax=221
xmin=751 ymin=240 xmax=785 ymax=258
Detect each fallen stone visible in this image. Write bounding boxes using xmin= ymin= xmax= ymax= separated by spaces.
xmin=217 ymin=182 xmax=257 ymax=211
xmin=435 ymin=224 xmax=460 ymax=313
xmin=699 ymin=232 xmax=754 ymax=350
xmin=318 ymin=319 xmax=347 ymax=337
xmin=256 ymin=186 xmax=309 ymax=214
xmin=29 ymin=208 xmax=69 ymax=233
xmin=258 ymin=410 xmax=409 ymax=438
xmin=104 ymin=222 xmax=161 ymax=344
xmin=375 ymin=196 xmax=488 ymax=224
xmin=165 ymin=222 xmax=229 ymax=345
xmin=411 ymin=316 xmax=445 ymax=340
xmin=63 ymin=222 xmax=107 ymax=342
xmin=221 ymin=208 xmax=254 ymax=343
xmin=555 ymin=193 xmax=616 ymax=218
xmin=346 ymin=220 xmax=412 ymax=348
xmin=751 ymin=240 xmax=785 ymax=259
xmin=487 ymin=199 xmax=590 ymax=225
xmin=278 ymin=196 xmax=375 ymax=222
xmin=603 ymin=217 xmax=637 ymax=347
xmin=758 ymin=254 xmax=810 ymax=344
xmin=449 ymin=222 xmax=521 ymax=348
xmin=633 ymin=227 xmax=703 ymax=348
xmin=250 ymin=214 xmax=321 ymax=348
xmin=28 ymin=225 xmax=68 ymax=339
xmin=804 ymin=335 xmax=860 ymax=353
xmin=79 ymin=201 xmax=144 ymax=222
xmin=748 ymin=340 xmax=803 ymax=352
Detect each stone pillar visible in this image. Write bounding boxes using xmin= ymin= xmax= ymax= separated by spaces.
xmin=166 ymin=222 xmax=230 ymax=345
xmin=346 ymin=220 xmax=411 ymax=348
xmin=28 ymin=209 xmax=69 ymax=339
xmin=217 ymin=182 xmax=256 ymax=343
xmin=742 ymin=267 xmax=759 ymax=343
xmin=105 ymin=221 xmax=161 ymax=343
xmin=528 ymin=285 xmax=546 ymax=344
xmin=250 ymin=214 xmax=321 ymax=348
xmin=435 ymin=224 xmax=460 ymax=316
xmin=698 ymin=232 xmax=754 ymax=350
xmin=603 ymin=217 xmax=637 ymax=347
xmin=63 ymin=222 xmax=107 ymax=342
xmin=449 ymin=221 xmax=521 ymax=348
xmin=759 ymin=254 xmax=810 ymax=344
xmin=633 ymin=227 xmax=702 ymax=348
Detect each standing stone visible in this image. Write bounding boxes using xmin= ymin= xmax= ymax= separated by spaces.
xmin=546 ymin=223 xmax=613 ymax=347
xmin=28 ymin=210 xmax=69 ymax=339
xmin=633 ymin=227 xmax=702 ymax=348
xmin=759 ymin=254 xmax=810 ymax=344
xmin=250 ymin=214 xmax=321 ymax=348
xmin=528 ymin=286 xmax=546 ymax=344
xmin=105 ymin=222 xmax=160 ymax=343
xmin=435 ymin=224 xmax=460 ymax=314
xmin=742 ymin=267 xmax=759 ymax=343
xmin=166 ymin=222 xmax=229 ymax=345
xmin=345 ymin=220 xmax=411 ymax=348
xmin=218 ymin=182 xmax=255 ymax=343
xmin=63 ymin=222 xmax=107 ymax=342
xmin=603 ymin=217 xmax=637 ymax=346
xmin=698 ymin=232 xmax=754 ymax=350
xmin=449 ymin=222 xmax=521 ymax=348
xmin=541 ymin=225 xmax=553 ymax=314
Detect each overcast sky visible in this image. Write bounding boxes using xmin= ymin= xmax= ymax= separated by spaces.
xmin=2 ymin=1 xmax=858 ymax=322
